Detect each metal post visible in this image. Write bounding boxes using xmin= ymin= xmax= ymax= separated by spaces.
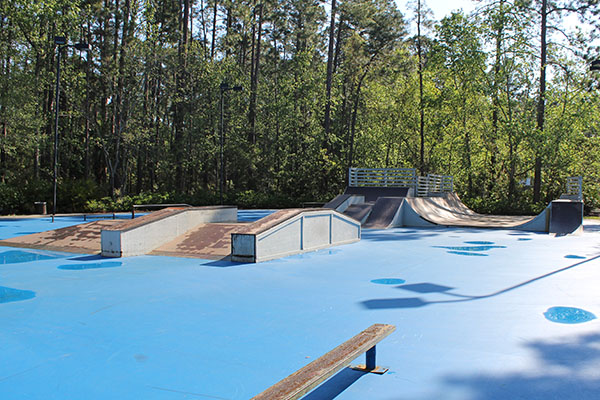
xmin=51 ymin=38 xmax=90 ymax=221
xmin=218 ymin=82 xmax=241 ymax=206
xmin=365 ymin=346 xmax=376 ymax=370
xmin=53 ymin=48 xmax=62 ymax=219
xmin=219 ymin=86 xmax=225 ymax=205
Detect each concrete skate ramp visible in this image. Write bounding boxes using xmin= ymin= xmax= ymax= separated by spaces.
xmin=101 ymin=206 xmax=237 ymax=257
xmin=150 ymin=223 xmax=241 ymax=259
xmin=343 ymin=203 xmax=374 ymax=224
xmin=323 ymin=193 xmax=364 ymax=212
xmin=323 ymin=194 xmax=352 ymax=210
xmin=548 ymin=199 xmax=584 ymax=235
xmin=344 ymin=187 xmax=409 ymax=202
xmin=363 ymin=197 xmax=405 ymax=229
xmin=403 ymin=194 xmax=548 ymax=231
xmin=231 ymin=208 xmax=360 ymax=262
xmin=0 ymin=220 xmax=120 ymax=254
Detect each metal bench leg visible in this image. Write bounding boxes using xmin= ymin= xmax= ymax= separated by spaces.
xmin=366 ymin=346 xmax=376 ymax=370
xmin=350 ymin=345 xmax=389 ymax=375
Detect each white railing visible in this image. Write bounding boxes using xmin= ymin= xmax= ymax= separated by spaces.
xmin=348 ymin=168 xmax=453 ymax=196
xmin=415 ymin=176 xmax=427 ymax=197
xmin=348 ymin=168 xmax=417 ymax=188
xmin=564 ymin=176 xmax=582 ymax=200
xmin=415 ymin=174 xmax=454 ymax=197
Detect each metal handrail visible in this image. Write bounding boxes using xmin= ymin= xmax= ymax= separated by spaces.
xmin=349 ymin=168 xmax=416 ymax=187
xmin=348 ymin=168 xmax=453 ymax=196
xmin=565 ymin=176 xmax=583 ymax=200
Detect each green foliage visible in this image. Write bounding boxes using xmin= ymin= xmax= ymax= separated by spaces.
xmin=464 ymin=194 xmax=547 ymax=215
xmin=0 ymin=183 xmax=23 ymax=214
xmin=234 ymin=190 xmax=298 ymax=209
xmin=0 ymin=0 xmax=598 ymax=217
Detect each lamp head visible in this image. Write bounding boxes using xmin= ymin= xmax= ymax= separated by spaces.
xmin=74 ymin=42 xmax=91 ymax=51
xmin=54 ymin=36 xmax=67 ymax=45
xmin=591 ymin=60 xmax=600 ymax=71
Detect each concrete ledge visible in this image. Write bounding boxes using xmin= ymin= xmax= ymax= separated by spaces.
xmin=101 ymin=206 xmax=237 ymax=257
xmin=231 ymin=209 xmax=361 ymax=263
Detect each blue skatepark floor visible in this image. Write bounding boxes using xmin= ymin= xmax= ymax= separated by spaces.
xmin=1 ymin=211 xmax=599 ymax=399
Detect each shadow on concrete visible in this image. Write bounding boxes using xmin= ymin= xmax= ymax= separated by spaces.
xmin=362 ymin=297 xmax=429 ymax=309
xmin=398 ymin=283 xmax=455 ymax=294
xmin=444 ymin=332 xmax=600 ymax=400
xmin=360 ymin=255 xmax=600 ymax=310
xmin=68 ymin=254 xmax=105 ymax=261
xmin=200 ymin=259 xmax=249 ymax=268
xmin=0 ymin=286 xmax=36 ymax=303
xmin=361 ymin=231 xmax=440 ymax=242
xmin=302 ymin=368 xmax=367 ymax=400
xmin=583 ymin=224 xmax=600 ymax=233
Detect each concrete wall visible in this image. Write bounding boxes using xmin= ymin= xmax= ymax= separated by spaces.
xmin=231 ymin=210 xmax=361 ymax=263
xmin=101 ymin=206 xmax=237 ymax=257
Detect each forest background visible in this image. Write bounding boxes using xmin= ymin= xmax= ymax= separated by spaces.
xmin=1 ymin=0 xmax=599 ymax=214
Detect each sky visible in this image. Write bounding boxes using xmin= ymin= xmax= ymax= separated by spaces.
xmin=398 ymin=0 xmax=476 ymax=20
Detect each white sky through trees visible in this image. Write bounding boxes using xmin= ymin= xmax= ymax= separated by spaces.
xmin=399 ymin=0 xmax=475 ymax=20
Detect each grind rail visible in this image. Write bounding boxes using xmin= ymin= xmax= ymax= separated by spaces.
xmin=251 ymin=323 xmax=395 ymax=400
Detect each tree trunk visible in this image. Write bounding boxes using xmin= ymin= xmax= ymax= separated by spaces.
xmin=416 ymin=0 xmax=426 ymax=175
xmin=534 ymin=0 xmax=547 ymax=203
xmin=489 ymin=0 xmax=504 ymax=194
xmin=248 ymin=3 xmax=263 ymax=145
xmin=211 ymin=0 xmax=218 ymax=60
xmin=174 ymin=0 xmax=191 ymax=191
xmin=324 ymin=0 xmax=337 ymax=137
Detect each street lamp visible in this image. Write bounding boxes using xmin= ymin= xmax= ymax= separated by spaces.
xmin=52 ymin=36 xmax=91 ymax=220
xmin=219 ymin=82 xmax=242 ymax=205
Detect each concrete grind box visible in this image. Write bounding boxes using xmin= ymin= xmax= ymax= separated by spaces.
xmin=231 ymin=210 xmax=361 ymax=263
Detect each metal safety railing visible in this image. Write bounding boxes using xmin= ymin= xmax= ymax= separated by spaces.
xmin=348 ymin=168 xmax=453 ymax=196
xmin=564 ymin=176 xmax=583 ymax=200
xmin=349 ymin=168 xmax=417 ymax=188
xmin=415 ymin=174 xmax=454 ymax=197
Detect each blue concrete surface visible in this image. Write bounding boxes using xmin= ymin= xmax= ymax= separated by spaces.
xmin=0 ymin=213 xmax=134 ymax=240
xmin=1 ymin=213 xmax=599 ymax=399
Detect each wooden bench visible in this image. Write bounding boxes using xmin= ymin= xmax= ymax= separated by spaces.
xmin=251 ymin=324 xmax=395 ymax=400
xmin=131 ymin=203 xmax=191 ymax=219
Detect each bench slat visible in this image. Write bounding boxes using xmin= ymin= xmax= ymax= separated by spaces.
xmin=251 ymin=324 xmax=395 ymax=400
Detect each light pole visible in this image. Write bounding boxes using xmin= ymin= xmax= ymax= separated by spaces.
xmin=219 ymin=82 xmax=242 ymax=205
xmin=53 ymin=36 xmax=91 ymax=220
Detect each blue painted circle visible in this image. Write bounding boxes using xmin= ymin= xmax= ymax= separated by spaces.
xmin=565 ymin=255 xmax=586 ymax=259
xmin=518 ymin=238 xmax=532 ymax=241
xmin=464 ymin=241 xmax=495 ymax=245
xmin=371 ymin=278 xmax=406 ymax=285
xmin=544 ymin=307 xmax=596 ymax=324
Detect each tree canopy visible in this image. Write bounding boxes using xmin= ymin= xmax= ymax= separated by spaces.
xmin=0 ymin=0 xmax=599 ymax=214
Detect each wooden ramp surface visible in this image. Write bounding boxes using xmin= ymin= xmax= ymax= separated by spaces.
xmin=150 ymin=223 xmax=246 ymax=259
xmin=405 ymin=197 xmax=537 ymax=228
xmin=0 ymin=220 xmax=120 ymax=254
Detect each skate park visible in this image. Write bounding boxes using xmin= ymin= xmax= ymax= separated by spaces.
xmin=0 ymin=167 xmax=597 ymax=399
xmin=1 ymin=205 xmax=599 ymax=399
xmin=325 ymin=168 xmax=583 ymax=234
xmin=0 ymin=168 xmax=583 ymax=265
